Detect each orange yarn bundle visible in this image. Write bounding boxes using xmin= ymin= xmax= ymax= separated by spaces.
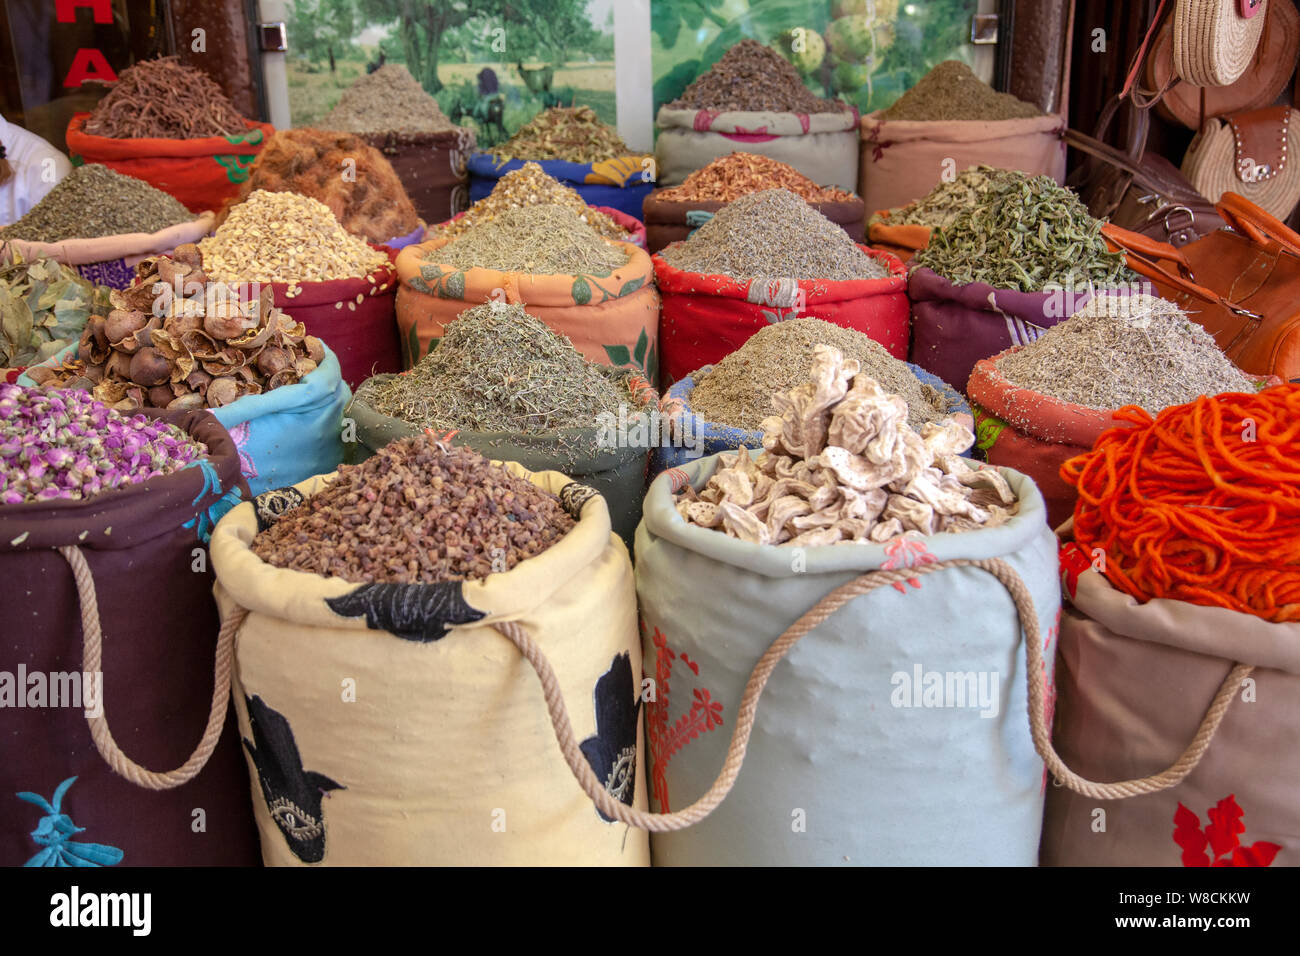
xmin=1062 ymin=385 xmax=1300 ymax=623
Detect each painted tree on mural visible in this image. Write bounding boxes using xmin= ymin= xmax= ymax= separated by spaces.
xmin=288 ymin=0 xmax=358 ymax=72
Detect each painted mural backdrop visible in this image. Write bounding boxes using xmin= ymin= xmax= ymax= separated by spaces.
xmin=285 ymin=0 xmax=616 ymax=146
xmin=652 ymin=0 xmax=984 ymax=117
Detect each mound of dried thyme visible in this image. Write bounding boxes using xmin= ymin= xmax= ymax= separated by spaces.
xmin=0 ymin=165 xmax=195 ymax=242
xmin=659 ymin=188 xmax=887 ymax=282
xmin=490 ymin=106 xmax=640 ymax=164
xmin=994 ymin=294 xmax=1256 ymax=413
xmin=912 ymin=171 xmax=1134 ymax=292
xmin=431 ymin=204 xmax=628 ymax=275
xmin=882 ymin=60 xmax=1042 ymax=122
xmin=321 ymin=64 xmax=456 ymax=135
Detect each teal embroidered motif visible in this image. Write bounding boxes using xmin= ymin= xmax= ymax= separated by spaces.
xmin=17 ymin=777 xmax=123 ymax=867
xmin=182 ymin=459 xmax=243 ymax=543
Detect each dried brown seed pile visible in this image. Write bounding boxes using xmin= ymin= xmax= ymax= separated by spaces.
xmin=321 ymin=64 xmax=457 ymax=135
xmin=251 ymin=435 xmax=575 ymax=584
xmin=659 ymin=188 xmax=888 ymax=282
xmin=432 ymin=204 xmax=628 ymax=275
xmin=83 ymin=56 xmax=250 ymax=139
xmin=430 ymin=162 xmax=629 ymax=242
xmin=668 ymin=39 xmax=848 ymax=114
xmin=200 ymin=190 xmax=389 ymax=286
xmin=690 ymin=319 xmax=946 ymax=433
xmin=28 ymin=244 xmax=325 ymax=413
xmin=677 ymin=345 xmax=1017 ymax=546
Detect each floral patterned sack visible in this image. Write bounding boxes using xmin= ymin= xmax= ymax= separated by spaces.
xmin=634 ymin=455 xmax=1061 ymax=865
xmin=209 ymin=464 xmax=650 ymax=866
xmin=0 ymin=409 xmax=259 ymax=866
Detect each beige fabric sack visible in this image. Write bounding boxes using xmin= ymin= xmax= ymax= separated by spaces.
xmin=858 ymin=114 xmax=1066 ymax=214
xmin=209 ymin=464 xmax=650 ymax=867
xmin=1040 ymin=564 xmax=1299 ymax=867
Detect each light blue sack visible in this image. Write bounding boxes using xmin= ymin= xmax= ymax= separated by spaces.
xmin=19 ymin=343 xmax=349 ymax=497
xmin=635 ymin=455 xmax=1060 ymax=866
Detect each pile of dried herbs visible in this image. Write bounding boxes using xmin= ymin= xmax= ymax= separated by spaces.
xmin=430 ymin=162 xmax=629 ymax=242
xmin=994 ymin=294 xmax=1256 ymax=413
xmin=657 ymin=152 xmax=856 ymax=204
xmin=874 ymin=165 xmax=1018 ymax=230
xmin=912 ymin=171 xmax=1134 ymax=292
xmin=0 ymin=165 xmax=196 ymax=243
xmin=355 ymin=303 xmax=627 ymax=436
xmin=668 ymin=39 xmax=848 ymax=114
xmin=0 ymin=255 xmax=111 ymax=369
xmin=321 ymin=64 xmax=457 ymax=135
xmin=490 ymin=106 xmax=639 ymax=163
xmin=659 ymin=188 xmax=887 ymax=282
xmin=431 ymin=204 xmax=628 ymax=275
xmin=83 ymin=56 xmax=249 ymax=139
xmin=251 ymin=434 xmax=575 ymax=584
xmin=882 ymin=60 xmax=1042 ymax=122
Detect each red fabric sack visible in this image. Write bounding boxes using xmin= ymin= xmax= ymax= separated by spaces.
xmin=653 ymin=246 xmax=908 ymax=386
xmin=66 ymin=114 xmax=276 ymax=214
xmin=271 ymin=247 xmax=400 ymax=390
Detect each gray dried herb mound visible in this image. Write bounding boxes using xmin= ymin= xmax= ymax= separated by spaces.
xmin=994 ymin=294 xmax=1257 ymax=413
xmin=659 ymin=188 xmax=888 ymax=282
xmin=250 ymin=433 xmax=575 ymax=584
xmin=432 ymin=204 xmax=628 ymax=275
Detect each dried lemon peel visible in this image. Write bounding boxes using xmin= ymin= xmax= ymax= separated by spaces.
xmin=675 ymin=345 xmax=1018 ymax=546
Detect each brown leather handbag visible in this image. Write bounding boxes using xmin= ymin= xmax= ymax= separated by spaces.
xmin=1103 ymin=191 xmax=1300 ymax=380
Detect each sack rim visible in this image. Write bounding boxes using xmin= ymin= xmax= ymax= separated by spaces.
xmin=0 ymin=212 xmax=216 ymax=266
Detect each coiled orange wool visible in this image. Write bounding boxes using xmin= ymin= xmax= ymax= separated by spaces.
xmin=1061 ymin=385 xmax=1300 ymax=623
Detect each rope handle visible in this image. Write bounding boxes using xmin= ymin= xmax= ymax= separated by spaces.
xmin=59 ymin=545 xmax=243 ymax=791
xmin=493 ymin=556 xmax=1253 ymax=830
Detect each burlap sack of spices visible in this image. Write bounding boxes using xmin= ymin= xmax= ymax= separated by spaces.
xmin=394 ymin=237 xmax=660 ymax=382
xmin=0 ymin=409 xmax=258 ymax=867
xmin=1041 ymin=553 xmax=1299 ymax=867
xmin=209 ymin=466 xmax=650 ymax=866
xmin=635 ymin=456 xmax=1061 ymax=866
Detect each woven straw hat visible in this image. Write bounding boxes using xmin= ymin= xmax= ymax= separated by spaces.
xmin=1182 ymin=107 xmax=1300 ymax=219
xmin=1174 ymin=0 xmax=1269 ymax=86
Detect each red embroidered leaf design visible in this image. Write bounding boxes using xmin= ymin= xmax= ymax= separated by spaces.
xmin=1173 ymin=802 xmax=1211 ymax=867
xmin=1233 ymin=842 xmax=1282 ymax=867
xmin=1205 ymin=794 xmax=1246 ymax=858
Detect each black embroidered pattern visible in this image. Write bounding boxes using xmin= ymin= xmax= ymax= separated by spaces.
xmin=242 ymin=695 xmax=343 ymax=864
xmin=579 ymin=652 xmax=641 ymax=823
xmin=325 ymin=582 xmax=486 ymax=642
xmin=558 ymin=482 xmax=599 ymax=520
xmin=253 ymin=486 xmax=306 ymax=531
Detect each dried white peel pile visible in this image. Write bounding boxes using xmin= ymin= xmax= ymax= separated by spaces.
xmin=676 ymin=346 xmax=1018 ymax=546
xmin=994 ymin=294 xmax=1256 ymax=413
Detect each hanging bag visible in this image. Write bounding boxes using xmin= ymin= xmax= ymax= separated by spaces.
xmin=1181 ymin=106 xmax=1300 ymax=220
xmin=1173 ymin=0 xmax=1270 ymax=87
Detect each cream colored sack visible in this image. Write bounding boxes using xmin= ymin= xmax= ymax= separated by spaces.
xmin=209 ymin=464 xmax=649 ymax=867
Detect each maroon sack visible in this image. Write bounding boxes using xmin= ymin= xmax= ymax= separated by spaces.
xmin=0 ymin=408 xmax=260 ymax=867
xmin=357 ymin=127 xmax=476 ymax=226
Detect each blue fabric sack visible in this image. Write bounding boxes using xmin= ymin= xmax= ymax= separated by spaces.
xmin=466 ymin=153 xmax=654 ymax=219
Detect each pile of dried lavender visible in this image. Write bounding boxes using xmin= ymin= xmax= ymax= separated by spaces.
xmin=875 ymin=165 xmax=1019 ymax=230
xmin=659 ymin=189 xmax=887 ymax=282
xmin=0 ymin=383 xmax=206 ymax=504
xmin=690 ymin=319 xmax=946 ymax=432
xmin=432 ymin=204 xmax=628 ymax=275
xmin=430 ymin=162 xmax=629 ymax=242
xmin=250 ymin=434 xmax=575 ymax=584
xmin=0 ymin=165 xmax=195 ymax=243
xmin=355 ymin=304 xmax=626 ymax=434
xmin=669 ymin=39 xmax=847 ymax=113
xmin=994 ymin=294 xmax=1256 ymax=413
xmin=676 ymin=346 xmax=1017 ymax=546
xmin=321 ymin=64 xmax=457 ymax=135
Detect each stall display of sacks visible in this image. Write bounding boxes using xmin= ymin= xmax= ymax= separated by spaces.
xmin=648 ymin=361 xmax=972 ymax=479
xmin=467 ymin=153 xmax=654 ymax=220
xmin=0 ymin=408 xmax=259 ymax=867
xmin=635 ymin=457 xmax=1061 ymax=865
xmin=858 ymin=112 xmax=1066 ymax=214
xmin=209 ymin=465 xmax=650 ymax=866
xmin=345 ymin=372 xmax=659 ymax=550
xmin=1040 ymin=551 xmax=1298 ymax=867
xmin=269 ymin=247 xmax=401 ymax=390
xmin=654 ymin=247 xmax=908 ymax=386
xmin=20 ymin=343 xmax=350 ymax=498
xmin=654 ymin=106 xmax=860 ymax=192
xmin=642 ymin=190 xmax=865 ymax=255
xmin=1 ymin=213 xmax=215 ymax=290
xmin=395 ymin=237 xmax=660 ymax=381
xmin=359 ymin=126 xmax=476 ymax=226
xmin=433 ymin=205 xmax=647 ymax=250
xmin=66 ymin=115 xmax=276 ymax=215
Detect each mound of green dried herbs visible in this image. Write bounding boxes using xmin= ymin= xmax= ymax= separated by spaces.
xmin=0 ymin=165 xmax=195 ymax=243
xmin=875 ymin=165 xmax=1020 ymax=231
xmin=431 ymin=204 xmax=628 ymax=275
xmin=0 ymin=255 xmax=111 ymax=368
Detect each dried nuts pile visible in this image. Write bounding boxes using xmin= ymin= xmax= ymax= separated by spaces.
xmin=250 ymin=434 xmax=576 ymax=584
